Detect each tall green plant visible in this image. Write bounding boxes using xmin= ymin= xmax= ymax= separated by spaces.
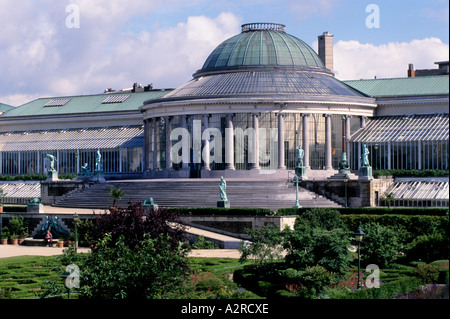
xmin=360 ymin=223 xmax=402 ymax=268
xmin=108 ymin=185 xmax=126 ymax=208
xmin=239 ymin=225 xmax=284 ymax=265
xmin=81 ymin=233 xmax=188 ymax=299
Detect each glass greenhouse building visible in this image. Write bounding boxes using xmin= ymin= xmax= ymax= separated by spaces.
xmin=0 ymin=22 xmax=448 ymax=207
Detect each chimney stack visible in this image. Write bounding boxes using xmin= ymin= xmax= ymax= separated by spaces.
xmin=408 ymin=64 xmax=415 ymax=77
xmin=318 ymin=31 xmax=334 ymax=72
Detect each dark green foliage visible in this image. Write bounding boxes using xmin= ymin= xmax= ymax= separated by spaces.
xmin=0 ymin=174 xmax=76 ymax=181
xmin=81 ymin=233 xmax=188 ymax=299
xmin=414 ymin=263 xmax=440 ymax=284
xmin=239 ymin=225 xmax=284 ymax=265
xmin=406 ymin=233 xmax=450 ymax=263
xmin=360 ymin=223 xmax=403 ymax=268
xmin=294 ymin=208 xmax=346 ymax=230
xmin=283 ymin=209 xmax=352 ymax=275
xmin=345 ymin=277 xmax=422 ymax=299
xmin=293 ymin=265 xmax=335 ymax=299
xmin=174 ymin=207 xmax=274 ymax=216
xmin=278 ymin=207 xmax=448 ymax=216
xmin=373 ymin=169 xmax=449 ymax=178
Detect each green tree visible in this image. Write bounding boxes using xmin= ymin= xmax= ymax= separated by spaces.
xmin=283 ymin=225 xmax=352 ymax=276
xmin=81 ymin=233 xmax=188 ymax=299
xmin=360 ymin=223 xmax=402 ymax=268
xmin=239 ymin=225 xmax=284 ymax=266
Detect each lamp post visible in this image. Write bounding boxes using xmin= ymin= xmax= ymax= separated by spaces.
xmin=343 ymin=173 xmax=349 ymax=208
xmin=353 ymin=227 xmax=365 ymax=289
xmin=73 ymin=213 xmax=79 ymax=253
xmin=293 ymin=174 xmax=301 ymax=209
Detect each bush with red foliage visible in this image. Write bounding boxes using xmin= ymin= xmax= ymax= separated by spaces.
xmin=89 ymin=202 xmax=188 ymax=251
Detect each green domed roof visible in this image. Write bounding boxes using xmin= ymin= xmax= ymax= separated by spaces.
xmin=201 ymin=23 xmax=324 ymax=71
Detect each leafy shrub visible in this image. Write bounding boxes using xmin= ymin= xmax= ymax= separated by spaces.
xmin=239 ymin=225 xmax=284 ymax=265
xmin=360 ymin=223 xmax=403 ymax=269
xmin=90 ymin=202 xmax=187 ymax=251
xmin=415 ymin=263 xmax=440 ymax=284
xmin=295 ymin=265 xmax=335 ymax=299
xmin=283 ymin=225 xmax=352 ymax=276
xmin=82 ymin=233 xmax=188 ymax=299
xmin=295 ymin=208 xmax=346 ymax=230
xmin=190 ymin=236 xmax=219 ymax=249
xmin=406 ymin=233 xmax=449 ymax=263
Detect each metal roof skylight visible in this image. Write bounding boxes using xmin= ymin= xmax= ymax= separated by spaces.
xmin=102 ymin=95 xmax=130 ymax=104
xmin=44 ymin=98 xmax=71 ymax=107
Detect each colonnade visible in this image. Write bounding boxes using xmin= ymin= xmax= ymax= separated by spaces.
xmin=143 ymin=112 xmax=363 ymax=173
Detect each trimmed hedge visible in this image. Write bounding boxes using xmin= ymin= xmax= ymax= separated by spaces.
xmin=373 ymin=169 xmax=449 ymax=178
xmin=344 ymin=276 xmax=422 ymax=299
xmin=277 ymin=207 xmax=448 ymax=216
xmin=0 ymin=174 xmax=77 ymax=181
xmin=342 ymin=214 xmax=447 ymax=237
xmin=171 ymin=207 xmax=274 ymax=216
xmin=1 ymin=206 xmax=27 ymax=213
xmin=174 ymin=207 xmax=447 ymax=217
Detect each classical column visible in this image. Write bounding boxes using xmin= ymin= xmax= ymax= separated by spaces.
xmin=165 ymin=116 xmax=172 ymax=171
xmin=181 ymin=115 xmax=189 ymax=170
xmin=302 ymin=113 xmax=310 ymax=169
xmin=417 ymin=141 xmax=422 ymax=170
xmin=143 ymin=119 xmax=149 ymax=171
xmin=277 ymin=113 xmax=286 ymax=169
xmin=324 ymin=114 xmax=333 ymax=170
xmin=225 ymin=113 xmax=235 ymax=170
xmin=346 ymin=115 xmax=352 ymax=161
xmin=203 ymin=114 xmax=210 ymax=170
xmin=252 ymin=113 xmax=260 ymax=170
xmin=360 ymin=116 xmax=367 ymax=129
xmin=387 ymin=141 xmax=392 ymax=170
xmin=153 ymin=118 xmax=159 ymax=170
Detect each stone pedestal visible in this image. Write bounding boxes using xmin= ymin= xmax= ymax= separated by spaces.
xmin=295 ymin=167 xmax=307 ymax=180
xmin=359 ymin=166 xmax=373 ymax=181
xmin=217 ymin=200 xmax=230 ymax=208
xmin=46 ymin=171 xmax=58 ymax=182
xmin=93 ymin=170 xmax=105 ymax=182
xmin=27 ymin=203 xmax=44 ymax=214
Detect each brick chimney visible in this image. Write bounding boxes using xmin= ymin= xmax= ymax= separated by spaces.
xmin=318 ymin=32 xmax=334 ymax=72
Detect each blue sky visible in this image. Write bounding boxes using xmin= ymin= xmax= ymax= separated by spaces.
xmin=0 ymin=0 xmax=448 ymax=106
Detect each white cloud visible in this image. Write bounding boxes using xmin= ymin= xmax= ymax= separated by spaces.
xmin=333 ymin=37 xmax=450 ymax=80
xmin=0 ymin=3 xmax=240 ymax=106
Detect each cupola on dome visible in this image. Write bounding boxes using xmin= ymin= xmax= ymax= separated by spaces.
xmin=200 ymin=22 xmax=324 ymax=71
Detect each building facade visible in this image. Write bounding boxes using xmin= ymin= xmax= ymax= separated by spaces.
xmin=0 ymin=22 xmax=448 ymax=207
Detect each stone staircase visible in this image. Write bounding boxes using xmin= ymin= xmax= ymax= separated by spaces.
xmin=52 ymin=179 xmax=341 ymax=211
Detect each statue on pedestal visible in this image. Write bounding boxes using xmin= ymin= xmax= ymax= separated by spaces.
xmin=217 ymin=176 xmax=230 ymax=208
xmin=296 ymin=145 xmax=304 ymax=168
xmin=80 ymin=163 xmax=91 ymax=176
xmin=361 ymin=144 xmax=370 ymax=167
xmin=359 ymin=144 xmax=373 ymax=181
xmin=46 ymin=154 xmax=57 ymax=172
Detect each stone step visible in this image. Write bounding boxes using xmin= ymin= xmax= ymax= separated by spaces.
xmin=53 ymin=179 xmax=341 ymax=210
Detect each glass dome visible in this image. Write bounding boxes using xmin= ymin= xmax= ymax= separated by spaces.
xmin=200 ymin=23 xmax=324 ymax=71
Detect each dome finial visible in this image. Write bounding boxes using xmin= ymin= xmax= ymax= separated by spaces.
xmin=241 ymin=22 xmax=286 ymax=32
